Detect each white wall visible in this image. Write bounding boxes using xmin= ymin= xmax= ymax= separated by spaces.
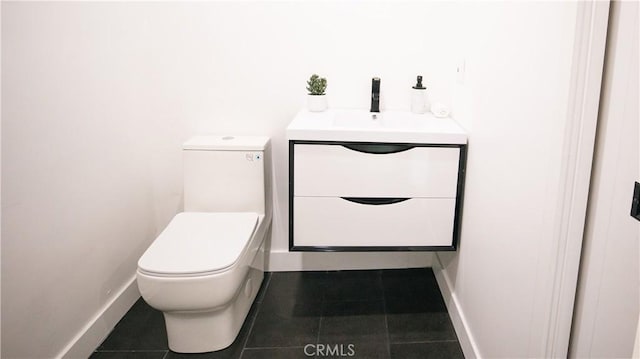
xmin=2 ymin=3 xmax=188 ymax=358
xmin=570 ymin=1 xmax=640 ymax=357
xmin=1 ymin=2 xmax=3 ymax=355
xmin=2 ymin=2 xmax=463 ymax=357
xmin=635 ymin=319 xmax=640 ymax=359
xmin=435 ymin=1 xmax=580 ymax=358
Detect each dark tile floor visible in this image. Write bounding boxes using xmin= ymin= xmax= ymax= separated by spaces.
xmin=91 ymin=268 xmax=464 ymax=359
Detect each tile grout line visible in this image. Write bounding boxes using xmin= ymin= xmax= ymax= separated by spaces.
xmin=239 ymin=303 xmax=261 ymax=358
xmin=242 ymin=345 xmax=306 ymax=350
xmin=380 ymin=270 xmax=393 ymax=358
xmin=239 ymin=272 xmax=272 ymax=358
xmin=161 ymin=349 xmax=169 ymax=359
xmin=316 ymin=277 xmax=326 ymax=348
xmin=93 ymin=350 xmax=169 ymax=352
xmin=391 ymin=339 xmax=460 ymax=345
xmin=257 ymin=272 xmax=272 ymax=304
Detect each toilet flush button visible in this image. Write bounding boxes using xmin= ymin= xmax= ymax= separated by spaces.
xmin=222 ymin=136 xmax=234 ymax=140
xmin=245 ymin=153 xmax=262 ymax=161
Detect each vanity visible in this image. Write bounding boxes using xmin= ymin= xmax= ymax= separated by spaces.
xmin=287 ymin=109 xmax=468 ymax=252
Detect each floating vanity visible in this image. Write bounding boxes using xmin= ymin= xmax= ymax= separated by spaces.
xmin=287 ymin=109 xmax=468 ymax=251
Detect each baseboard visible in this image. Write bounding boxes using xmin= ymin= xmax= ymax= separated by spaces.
xmin=433 ymin=254 xmax=480 ymax=359
xmin=266 ymin=250 xmax=433 ymax=272
xmin=57 ymin=275 xmax=140 ymax=359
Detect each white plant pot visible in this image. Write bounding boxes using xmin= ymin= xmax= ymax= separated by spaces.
xmin=307 ymin=95 xmax=328 ymax=112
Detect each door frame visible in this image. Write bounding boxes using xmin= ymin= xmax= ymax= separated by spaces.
xmin=540 ymin=1 xmax=610 ymax=357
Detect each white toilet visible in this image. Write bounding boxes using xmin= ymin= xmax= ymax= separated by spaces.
xmin=136 ymin=135 xmax=271 ymax=353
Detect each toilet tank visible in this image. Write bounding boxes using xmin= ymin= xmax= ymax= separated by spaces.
xmin=182 ymin=135 xmax=271 ymax=216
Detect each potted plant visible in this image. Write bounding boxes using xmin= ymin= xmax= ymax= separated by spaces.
xmin=306 ymin=74 xmax=328 ymax=112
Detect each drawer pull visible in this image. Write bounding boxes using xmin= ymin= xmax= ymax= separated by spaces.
xmin=341 ymin=197 xmax=410 ymax=206
xmin=341 ymin=143 xmax=414 ymax=154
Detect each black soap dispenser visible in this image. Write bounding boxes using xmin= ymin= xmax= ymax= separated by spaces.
xmin=411 ymin=75 xmax=427 ymax=114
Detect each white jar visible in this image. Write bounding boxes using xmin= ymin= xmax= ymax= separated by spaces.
xmin=411 ymin=75 xmax=428 ymax=114
xmin=411 ymin=88 xmax=428 ymax=114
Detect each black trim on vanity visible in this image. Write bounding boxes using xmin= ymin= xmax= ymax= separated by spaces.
xmin=289 ymin=245 xmax=458 ymax=252
xmin=631 ymin=182 xmax=640 ymax=222
xmin=452 ymin=144 xmax=467 ymax=250
xmin=294 ymin=139 xmax=462 ymax=149
xmin=288 ymin=140 xmax=296 ymax=253
xmin=288 ymin=140 xmax=468 ymax=252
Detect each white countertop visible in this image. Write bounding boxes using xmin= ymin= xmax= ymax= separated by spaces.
xmin=286 ymin=109 xmax=468 ymax=144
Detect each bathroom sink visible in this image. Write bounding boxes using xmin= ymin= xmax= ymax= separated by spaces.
xmin=287 ymin=109 xmax=467 ymax=144
xmin=333 ymin=110 xmax=432 ymax=130
xmin=332 ymin=111 xmax=381 ymax=129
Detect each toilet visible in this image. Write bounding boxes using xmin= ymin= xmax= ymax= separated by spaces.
xmin=136 ymin=135 xmax=271 ymax=353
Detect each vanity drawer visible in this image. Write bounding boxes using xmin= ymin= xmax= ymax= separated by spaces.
xmin=293 ymin=143 xmax=460 ymax=198
xmin=293 ymin=196 xmax=455 ymax=248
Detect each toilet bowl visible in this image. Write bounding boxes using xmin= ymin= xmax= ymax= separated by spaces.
xmin=136 ymin=135 xmax=271 ymax=353
xmin=137 ymin=212 xmax=268 ymax=353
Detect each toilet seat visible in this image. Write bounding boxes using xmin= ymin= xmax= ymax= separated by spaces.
xmin=138 ymin=212 xmax=258 ymax=277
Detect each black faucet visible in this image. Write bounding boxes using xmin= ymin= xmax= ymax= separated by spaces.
xmin=370 ymin=77 xmax=380 ymax=113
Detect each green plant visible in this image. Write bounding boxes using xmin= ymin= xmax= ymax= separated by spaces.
xmin=306 ymin=74 xmax=327 ymax=95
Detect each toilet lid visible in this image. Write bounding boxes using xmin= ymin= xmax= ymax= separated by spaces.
xmin=138 ymin=212 xmax=258 ymax=276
